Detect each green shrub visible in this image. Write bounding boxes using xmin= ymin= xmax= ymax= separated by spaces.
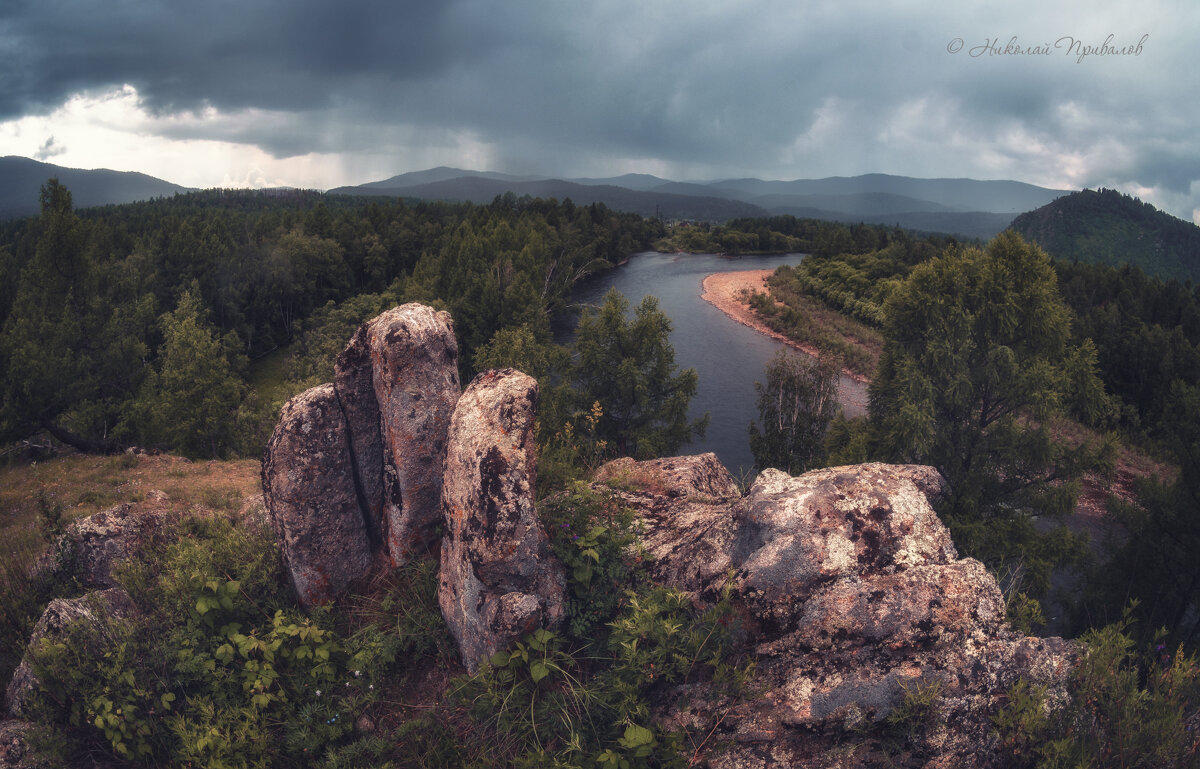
xmin=992 ymin=608 xmax=1200 ymax=768
xmin=539 ymin=484 xmax=646 ymax=643
xmin=24 ymin=513 xmax=403 ymax=768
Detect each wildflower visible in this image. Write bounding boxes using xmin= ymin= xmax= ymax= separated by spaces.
xmin=315 ymin=689 xmax=322 ymax=697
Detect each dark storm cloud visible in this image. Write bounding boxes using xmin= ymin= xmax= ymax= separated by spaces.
xmin=0 ymin=0 xmax=461 ymax=118
xmin=2 ymin=0 xmax=1197 ymax=218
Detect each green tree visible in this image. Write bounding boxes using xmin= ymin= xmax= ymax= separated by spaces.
xmin=0 ymin=180 xmax=150 ymax=452
xmin=572 ymin=288 xmax=708 ymax=459
xmin=869 ymin=231 xmax=1111 ymax=593
xmin=749 ymin=351 xmax=841 ymax=474
xmin=139 ymin=289 xmax=247 ymax=458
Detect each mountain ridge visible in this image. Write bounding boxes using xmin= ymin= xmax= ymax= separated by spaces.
xmin=0 ymin=156 xmax=192 ymax=220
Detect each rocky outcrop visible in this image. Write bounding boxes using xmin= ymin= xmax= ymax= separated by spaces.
xmin=438 ymin=369 xmax=565 ymax=673
xmin=593 ymin=453 xmax=744 ymax=598
xmin=368 ymin=305 xmax=460 ymax=565
xmin=32 ymin=503 xmax=181 ymax=590
xmin=593 ymin=457 xmax=1076 ymax=768
xmin=5 ymin=588 xmax=137 ymax=718
xmin=262 ymin=384 xmax=373 ymax=608
xmin=262 ymin=303 xmax=460 ymax=605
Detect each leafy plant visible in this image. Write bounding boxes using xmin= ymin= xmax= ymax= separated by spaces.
xmin=992 ymin=607 xmax=1200 ymax=768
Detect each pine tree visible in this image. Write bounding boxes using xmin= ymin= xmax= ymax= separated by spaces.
xmin=141 ymin=289 xmax=246 ymax=458
xmin=572 ymin=288 xmax=708 ymax=459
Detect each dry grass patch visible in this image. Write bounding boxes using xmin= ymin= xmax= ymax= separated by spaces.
xmin=0 ymin=452 xmax=262 ymax=571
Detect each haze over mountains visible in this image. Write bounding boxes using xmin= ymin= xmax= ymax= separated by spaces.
xmin=329 ymin=167 xmax=1070 ymax=239
xmin=1 ymin=156 xmax=1075 ymax=240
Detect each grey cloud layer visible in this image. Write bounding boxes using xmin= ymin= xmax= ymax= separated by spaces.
xmin=2 ymin=0 xmax=1196 ymax=216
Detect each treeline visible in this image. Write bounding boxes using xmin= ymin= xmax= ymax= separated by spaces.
xmin=0 ymin=182 xmax=659 ymax=458
xmin=654 ymin=215 xmax=952 ymax=257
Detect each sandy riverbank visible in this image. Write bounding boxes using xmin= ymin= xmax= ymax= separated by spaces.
xmin=700 ymin=270 xmax=869 ymax=385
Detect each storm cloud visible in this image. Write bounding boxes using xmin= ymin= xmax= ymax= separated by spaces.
xmin=1 ymin=0 xmax=1196 ymax=220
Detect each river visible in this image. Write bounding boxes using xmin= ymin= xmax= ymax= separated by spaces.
xmin=562 ymin=251 xmax=867 ymax=477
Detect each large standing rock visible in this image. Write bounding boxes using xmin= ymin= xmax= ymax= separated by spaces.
xmin=262 ymin=384 xmax=373 ymax=607
xmin=438 ymin=369 xmax=565 ymax=672
xmin=5 ymin=588 xmax=137 ymax=718
xmin=368 ymin=304 xmax=460 ymax=565
xmin=334 ymin=322 xmax=386 ymax=547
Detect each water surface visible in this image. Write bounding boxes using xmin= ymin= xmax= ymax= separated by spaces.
xmin=564 ymin=251 xmax=866 ymax=477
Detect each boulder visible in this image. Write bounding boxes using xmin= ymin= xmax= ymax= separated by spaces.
xmin=591 ymin=458 xmax=1076 ymax=768
xmin=262 ymin=383 xmax=373 ymax=607
xmin=368 ymin=304 xmax=460 ymax=565
xmin=333 ymin=321 xmax=386 ymax=547
xmin=592 ymin=453 xmax=744 ymax=599
xmin=736 ymin=464 xmax=956 ymax=630
xmin=438 ymin=369 xmax=565 ymax=672
xmin=5 ymin=588 xmax=137 ymax=718
xmin=32 ymin=503 xmax=181 ymax=589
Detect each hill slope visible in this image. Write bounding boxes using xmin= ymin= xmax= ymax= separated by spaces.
xmin=1011 ymin=188 xmax=1200 ymax=282
xmin=0 ymin=156 xmax=191 ymax=220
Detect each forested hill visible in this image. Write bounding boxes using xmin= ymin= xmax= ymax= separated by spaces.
xmin=1011 ymin=188 xmax=1200 ymax=282
xmin=0 ymin=156 xmax=191 ymax=219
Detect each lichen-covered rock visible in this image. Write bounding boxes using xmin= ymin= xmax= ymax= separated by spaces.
xmin=591 ymin=458 xmax=1076 ymax=768
xmin=334 ymin=321 xmax=386 ymax=547
xmin=369 ymin=304 xmax=460 ymax=565
xmin=32 ymin=503 xmax=181 ymax=589
xmin=5 ymin=588 xmax=137 ymax=718
xmin=593 ymin=453 xmax=744 ymax=598
xmin=0 ymin=719 xmax=50 ymax=769
xmin=737 ymin=464 xmax=956 ymax=630
xmin=262 ymin=384 xmax=373 ymax=607
xmin=438 ymin=369 xmax=564 ymax=673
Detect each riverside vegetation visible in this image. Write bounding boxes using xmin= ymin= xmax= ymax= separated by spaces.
xmin=0 ymin=184 xmax=1198 ymax=766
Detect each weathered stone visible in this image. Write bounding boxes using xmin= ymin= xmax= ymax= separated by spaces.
xmin=5 ymin=588 xmax=137 ymax=718
xmin=369 ymin=304 xmax=460 ymax=565
xmin=590 ymin=458 xmax=1075 ymax=768
xmin=737 ymin=464 xmax=955 ymax=630
xmin=334 ymin=321 xmax=386 ymax=547
xmin=438 ymin=369 xmax=564 ymax=673
xmin=32 ymin=503 xmax=181 ymax=589
xmin=593 ymin=453 xmax=744 ymax=598
xmin=262 ymin=384 xmax=373 ymax=607
xmin=0 ymin=719 xmax=50 ymax=769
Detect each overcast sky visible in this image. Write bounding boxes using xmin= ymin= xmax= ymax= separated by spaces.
xmin=1 ymin=0 xmax=1197 ymax=222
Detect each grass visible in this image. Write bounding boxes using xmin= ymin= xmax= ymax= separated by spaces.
xmin=741 ymin=284 xmax=882 ymax=379
xmin=0 ymin=451 xmax=264 ymax=694
xmin=247 ymin=343 xmax=300 ymax=405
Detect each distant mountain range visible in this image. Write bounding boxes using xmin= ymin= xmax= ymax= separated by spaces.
xmin=1012 ymin=188 xmax=1200 ymax=282
xmin=329 ymin=167 xmax=1070 ymax=240
xmin=5 ymin=158 xmax=1196 ymax=279
xmin=0 ymin=157 xmax=1064 ymax=239
xmin=0 ymin=156 xmax=191 ymax=219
